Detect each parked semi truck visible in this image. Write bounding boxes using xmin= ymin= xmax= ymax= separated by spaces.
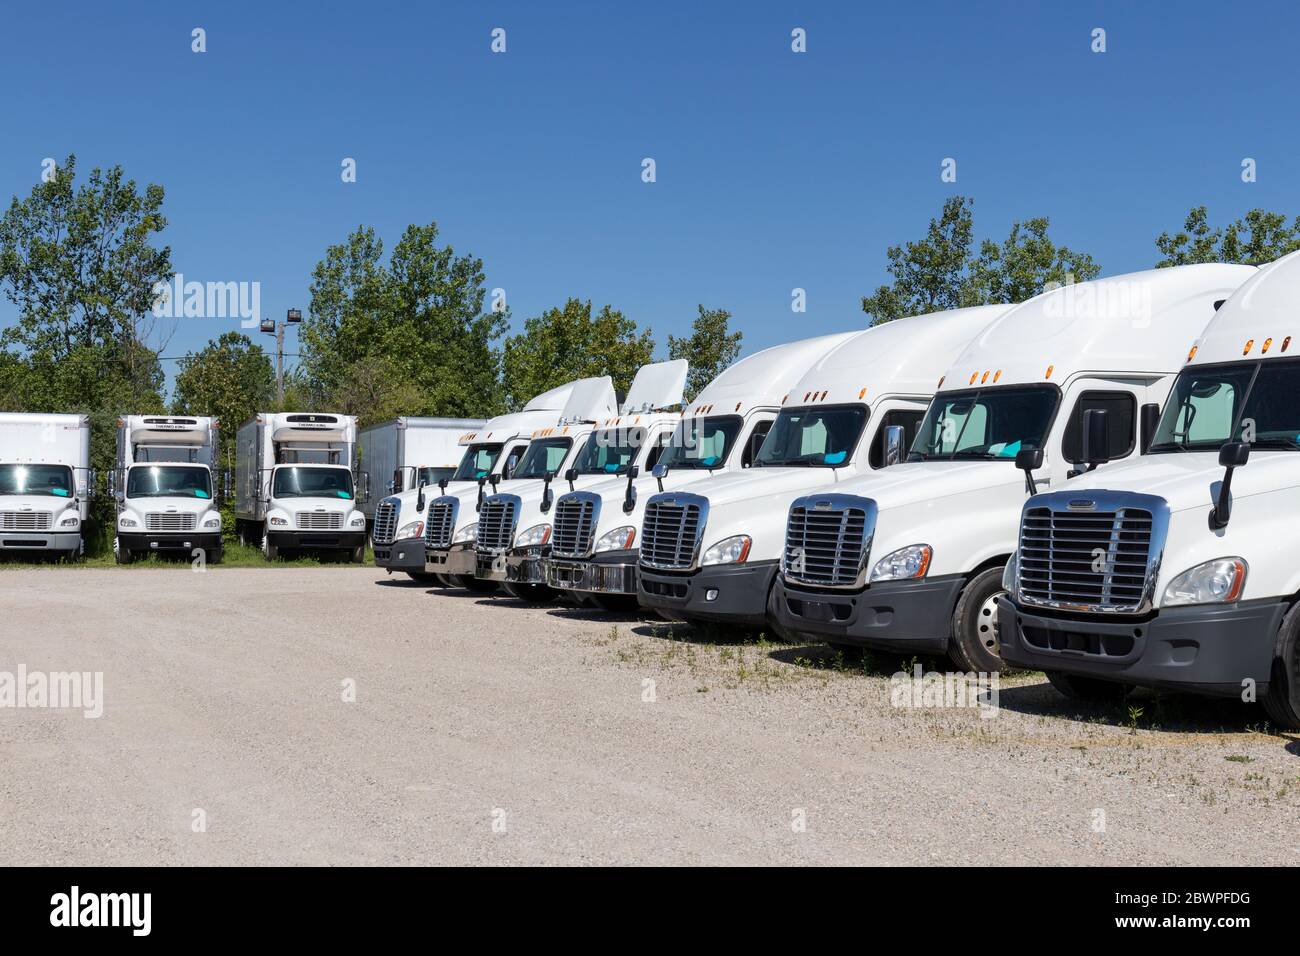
xmin=357 ymin=416 xmax=486 ymax=528
xmin=636 ymin=305 xmax=1011 ymax=629
xmin=111 ymin=415 xmax=223 ymax=564
xmin=234 ymin=412 xmax=369 ymax=561
xmin=417 ymin=378 xmax=617 ymax=589
xmin=473 ymin=360 xmax=688 ymax=602
xmin=0 ymin=412 xmax=93 ymax=560
xmin=767 ymin=264 xmax=1256 ymax=672
xmin=998 ymin=253 xmax=1300 ymax=728
xmin=541 ymin=333 xmax=856 ymax=609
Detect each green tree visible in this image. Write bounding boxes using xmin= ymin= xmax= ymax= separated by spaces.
xmin=668 ymin=305 xmax=742 ymax=402
xmin=171 ymin=331 xmax=276 ymax=466
xmin=300 ymin=222 xmax=507 ymax=421
xmin=501 ymin=298 xmax=655 ymax=409
xmin=1155 ymin=206 xmax=1300 ymax=267
xmin=861 ymin=196 xmax=1099 ymax=324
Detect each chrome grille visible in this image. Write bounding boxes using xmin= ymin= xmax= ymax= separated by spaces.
xmin=146 ymin=512 xmax=197 ymax=532
xmin=551 ymin=493 xmax=599 ymax=558
xmin=425 ymin=497 xmax=456 ymax=549
xmin=0 ymin=511 xmax=53 ymax=531
xmin=297 ymin=511 xmax=343 ymax=530
xmin=782 ymin=495 xmax=875 ymax=588
xmin=372 ymin=499 xmax=399 ymax=544
xmin=1018 ymin=503 xmax=1155 ymax=612
xmin=476 ymin=496 xmax=518 ymax=552
xmin=640 ymin=494 xmax=706 ymax=570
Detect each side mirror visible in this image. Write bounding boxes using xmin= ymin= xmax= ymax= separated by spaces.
xmin=391 ymin=468 xmax=403 ymax=494
xmin=86 ymin=467 xmax=97 ymax=501
xmin=476 ymin=476 xmax=486 ymax=512
xmin=416 ymin=478 xmax=427 ymax=513
xmin=622 ymin=465 xmax=640 ymax=515
xmin=1209 ymin=441 xmax=1249 ymax=530
xmin=1069 ymin=408 xmax=1111 ymax=478
xmin=564 ymin=466 xmax=578 ymax=492
xmin=488 ymin=473 xmax=501 ymax=493
xmin=540 ymin=472 xmax=555 ymax=514
xmin=1015 ymin=448 xmax=1045 ymax=496
xmin=883 ymin=425 xmax=905 ymax=467
xmin=652 ymin=462 xmax=669 ymax=492
xmin=438 ymin=477 xmax=448 ymax=495
xmin=1139 ymin=403 xmax=1160 ymax=454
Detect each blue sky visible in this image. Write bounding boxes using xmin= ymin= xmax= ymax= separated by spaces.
xmin=2 ymin=1 xmax=1297 ymax=395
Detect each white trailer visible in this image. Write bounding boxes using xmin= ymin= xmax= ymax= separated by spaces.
xmin=357 ymin=416 xmax=486 ymax=524
xmin=1000 ymin=252 xmax=1300 ymax=727
xmin=769 ymin=264 xmax=1256 ymax=673
xmin=110 ymin=415 xmax=223 ymax=564
xmin=0 ymin=412 xmax=93 ymax=559
xmin=234 ymin=412 xmax=368 ymax=561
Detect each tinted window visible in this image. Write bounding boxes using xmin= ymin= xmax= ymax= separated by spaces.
xmin=868 ymin=410 xmax=925 ymax=468
xmin=514 ymin=438 xmax=572 ymax=479
xmin=272 ymin=467 xmax=354 ymax=499
xmin=1150 ymin=360 xmax=1300 ymax=452
xmin=0 ymin=463 xmax=74 ymax=498
xmin=1062 ymin=391 xmax=1136 ymax=463
xmin=741 ymin=420 xmax=774 ymax=468
xmin=754 ymin=405 xmax=868 ymax=468
xmin=911 ymin=386 xmax=1059 ymax=461
xmin=657 ymin=416 xmax=743 ymax=471
xmin=451 ymin=443 xmax=502 ymax=481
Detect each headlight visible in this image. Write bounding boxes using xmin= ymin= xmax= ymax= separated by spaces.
xmin=119 ymin=515 xmax=138 ymax=528
xmin=870 ymin=544 xmax=932 ymax=582
xmin=59 ymin=514 xmax=79 ymax=527
xmin=1162 ymin=557 xmax=1246 ymax=607
xmin=269 ymin=516 xmax=288 ymax=527
xmin=594 ymin=526 xmax=636 ymax=552
xmin=349 ymin=515 xmax=366 ymax=528
xmin=1001 ymin=552 xmax=1018 ymax=592
xmin=396 ymin=520 xmax=424 ymax=539
xmin=701 ymin=534 xmax=751 ymax=566
xmin=202 ymin=516 xmax=221 ymax=529
xmin=453 ymin=522 xmax=478 ymax=543
xmin=515 ymin=524 xmax=551 ymax=548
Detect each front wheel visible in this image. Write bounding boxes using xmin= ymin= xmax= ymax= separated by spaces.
xmin=947 ymin=567 xmax=1007 ymax=673
xmin=455 ymin=574 xmax=498 ymax=594
xmin=262 ymin=532 xmax=279 ymax=562
xmin=1262 ymin=603 xmax=1300 ymax=730
xmin=348 ymin=545 xmax=365 ymax=564
xmin=113 ymin=537 xmax=132 ymax=565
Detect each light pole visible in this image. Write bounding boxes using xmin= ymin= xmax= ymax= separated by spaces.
xmin=261 ymin=308 xmax=303 ymax=405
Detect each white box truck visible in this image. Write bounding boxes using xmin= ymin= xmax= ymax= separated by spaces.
xmin=357 ymin=416 xmax=486 ymax=528
xmin=473 ymin=360 xmax=688 ymax=601
xmin=110 ymin=415 xmax=223 ymax=564
xmin=234 ymin=412 xmax=369 ymax=561
xmin=999 ymin=252 xmax=1300 ymax=728
xmin=0 ymin=412 xmax=93 ymax=559
xmin=636 ymin=306 xmax=1011 ymax=629
xmin=418 ymin=379 xmax=621 ymax=590
xmin=541 ymin=333 xmax=857 ymax=610
xmin=768 ymin=264 xmax=1256 ymax=673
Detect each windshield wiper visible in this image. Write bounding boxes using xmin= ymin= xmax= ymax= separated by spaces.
xmin=1248 ymin=437 xmax=1300 ymax=450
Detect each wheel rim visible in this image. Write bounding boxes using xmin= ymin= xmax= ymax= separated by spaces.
xmin=977 ymin=590 xmax=1003 ymax=653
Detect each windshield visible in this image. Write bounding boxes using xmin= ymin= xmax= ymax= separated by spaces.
xmin=127 ymin=465 xmax=212 ymax=499
xmin=0 ymin=463 xmax=75 ymax=498
xmin=450 ymin=443 xmax=502 ymax=482
xmin=911 ymin=385 xmax=1059 ymax=461
xmin=657 ymin=416 xmax=743 ymax=470
xmin=272 ymin=466 xmax=354 ymax=499
xmin=513 ymin=438 xmax=572 ymax=479
xmin=1149 ymin=359 xmax=1300 ymax=453
xmin=754 ymin=405 xmax=867 ymax=468
xmin=572 ymin=428 xmax=645 ymax=476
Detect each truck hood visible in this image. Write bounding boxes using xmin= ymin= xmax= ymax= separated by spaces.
xmin=666 ymin=465 xmax=861 ymax=509
xmin=124 ymin=495 xmax=215 ymax=513
xmin=272 ymin=495 xmax=357 ymax=511
xmin=0 ymin=495 xmax=78 ymax=515
xmin=556 ymin=467 xmax=740 ymax=540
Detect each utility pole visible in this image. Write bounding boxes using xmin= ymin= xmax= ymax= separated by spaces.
xmin=261 ymin=308 xmax=302 ymax=406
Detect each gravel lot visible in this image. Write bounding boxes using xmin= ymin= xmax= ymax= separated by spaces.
xmin=0 ymin=565 xmax=1296 ymax=866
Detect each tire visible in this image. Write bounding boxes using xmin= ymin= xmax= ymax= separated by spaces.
xmin=113 ymin=537 xmax=132 ymax=565
xmin=947 ymin=567 xmax=1007 ymax=673
xmin=209 ymin=547 xmax=224 ymax=565
xmin=1045 ymin=670 xmax=1128 ymax=702
xmin=405 ymin=571 xmax=440 ymax=585
xmin=262 ymin=531 xmax=278 ymax=562
xmin=434 ymin=573 xmax=457 ymax=587
xmin=587 ymin=592 xmax=638 ymax=612
xmin=504 ymin=582 xmax=557 ymax=603
xmin=1262 ymin=602 xmax=1300 ymax=730
xmin=455 ymin=574 xmax=498 ymax=594
xmin=349 ymin=545 xmax=365 ymax=564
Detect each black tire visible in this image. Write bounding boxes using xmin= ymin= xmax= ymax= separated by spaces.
xmin=262 ymin=531 xmax=278 ymax=562
xmin=349 ymin=545 xmax=365 ymax=564
xmin=405 ymin=571 xmax=441 ymax=585
xmin=504 ymin=582 xmax=557 ymax=603
xmin=434 ymin=573 xmax=457 ymax=587
xmin=1262 ymin=602 xmax=1300 ymax=730
xmin=947 ymin=567 xmax=1007 ymax=673
xmin=587 ymin=592 xmax=638 ymax=612
xmin=113 ymin=537 xmax=132 ymax=565
xmin=1045 ymin=670 xmax=1128 ymax=702
xmin=208 ymin=547 xmax=224 ymax=565
xmin=456 ymin=574 xmax=498 ymax=594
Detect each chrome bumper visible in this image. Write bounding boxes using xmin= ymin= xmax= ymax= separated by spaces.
xmin=543 ymin=557 xmax=637 ymax=594
xmin=425 ymin=542 xmax=475 ymax=576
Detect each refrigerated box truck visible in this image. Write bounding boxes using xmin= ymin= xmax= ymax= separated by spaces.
xmin=0 ymin=412 xmax=93 ymax=559
xmin=357 ymin=416 xmax=486 ymax=526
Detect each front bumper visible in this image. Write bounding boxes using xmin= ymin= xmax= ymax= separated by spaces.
xmin=373 ymin=536 xmax=426 ymax=572
xmin=474 ymin=549 xmax=546 ymax=584
xmin=268 ymin=530 xmax=365 ymax=551
xmin=425 ymin=542 xmax=475 ymax=576
xmin=544 ymin=550 xmax=638 ymax=594
xmin=119 ymin=531 xmax=223 ymax=554
xmin=637 ymin=561 xmax=778 ymax=627
xmin=770 ymin=574 xmax=965 ymax=653
xmin=999 ymin=597 xmax=1285 ymax=697
xmin=0 ymin=531 xmax=81 ymax=551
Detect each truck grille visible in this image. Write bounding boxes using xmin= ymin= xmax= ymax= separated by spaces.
xmin=372 ymin=499 xmax=399 ymax=544
xmin=551 ymin=494 xmax=599 ymax=558
xmin=640 ymin=494 xmax=707 ymax=570
xmin=425 ymin=497 xmax=456 ymax=549
xmin=297 ymin=511 xmax=343 ymax=530
xmin=782 ymin=495 xmax=875 ymax=588
xmin=0 ymin=511 xmax=53 ymax=531
xmin=476 ymin=496 xmax=518 ymax=553
xmin=1017 ymin=503 xmax=1157 ymax=612
xmin=146 ymin=512 xmax=197 ymax=532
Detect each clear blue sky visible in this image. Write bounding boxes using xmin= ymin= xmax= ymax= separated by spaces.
xmin=2 ymin=0 xmax=1296 ymax=395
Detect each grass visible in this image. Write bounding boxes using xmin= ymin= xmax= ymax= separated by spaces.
xmin=0 ymin=541 xmax=375 ymax=570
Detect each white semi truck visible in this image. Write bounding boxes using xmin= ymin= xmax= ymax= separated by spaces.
xmin=0 ymin=412 xmax=93 ymax=560
xmin=999 ymin=252 xmax=1300 ymax=728
xmin=110 ymin=415 xmax=223 ymax=564
xmin=234 ymin=412 xmax=369 ymax=561
xmin=768 ymin=264 xmax=1256 ymax=672
xmin=416 ymin=378 xmax=618 ymax=589
xmin=636 ymin=306 xmax=1011 ymax=629
xmin=473 ymin=360 xmax=688 ymax=602
xmin=357 ymin=415 xmax=486 ymax=527
xmin=541 ymin=333 xmax=856 ymax=609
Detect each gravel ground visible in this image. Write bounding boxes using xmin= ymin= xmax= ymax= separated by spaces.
xmin=0 ymin=565 xmax=1296 ymax=866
